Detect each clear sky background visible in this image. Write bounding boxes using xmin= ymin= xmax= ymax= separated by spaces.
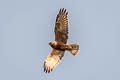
xmin=0 ymin=0 xmax=120 ymax=80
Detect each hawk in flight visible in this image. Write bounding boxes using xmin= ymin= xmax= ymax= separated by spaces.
xmin=44 ymin=8 xmax=80 ymax=73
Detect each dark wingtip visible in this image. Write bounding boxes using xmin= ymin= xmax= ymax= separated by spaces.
xmin=61 ymin=8 xmax=64 ymax=12
xmin=59 ymin=8 xmax=68 ymax=15
xmin=66 ymin=12 xmax=68 ymax=15
xmin=44 ymin=64 xmax=52 ymax=73
xmin=44 ymin=67 xmax=53 ymax=73
xmin=59 ymin=8 xmax=62 ymax=13
xmin=64 ymin=9 xmax=66 ymax=13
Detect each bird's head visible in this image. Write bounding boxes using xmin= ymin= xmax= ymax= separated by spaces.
xmin=49 ymin=41 xmax=57 ymax=47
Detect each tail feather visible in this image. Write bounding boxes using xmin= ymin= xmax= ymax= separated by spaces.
xmin=68 ymin=44 xmax=80 ymax=55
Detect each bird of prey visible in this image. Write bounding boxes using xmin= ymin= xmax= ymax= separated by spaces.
xmin=44 ymin=8 xmax=80 ymax=73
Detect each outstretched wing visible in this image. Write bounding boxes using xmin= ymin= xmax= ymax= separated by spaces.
xmin=55 ymin=8 xmax=68 ymax=44
xmin=44 ymin=49 xmax=65 ymax=73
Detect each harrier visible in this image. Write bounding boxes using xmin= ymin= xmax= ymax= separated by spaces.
xmin=44 ymin=8 xmax=80 ymax=73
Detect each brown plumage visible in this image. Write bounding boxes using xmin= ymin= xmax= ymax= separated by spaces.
xmin=44 ymin=8 xmax=80 ymax=73
xmin=55 ymin=8 xmax=68 ymax=44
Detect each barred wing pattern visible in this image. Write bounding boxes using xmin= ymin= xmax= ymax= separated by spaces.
xmin=55 ymin=8 xmax=68 ymax=44
xmin=44 ymin=49 xmax=64 ymax=73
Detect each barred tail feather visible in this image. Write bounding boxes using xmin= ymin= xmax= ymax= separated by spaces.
xmin=68 ymin=44 xmax=80 ymax=55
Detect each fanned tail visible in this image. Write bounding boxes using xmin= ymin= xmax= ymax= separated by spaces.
xmin=68 ymin=44 xmax=80 ymax=55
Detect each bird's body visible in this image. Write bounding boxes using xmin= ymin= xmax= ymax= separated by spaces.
xmin=44 ymin=8 xmax=80 ymax=73
xmin=49 ymin=41 xmax=79 ymax=51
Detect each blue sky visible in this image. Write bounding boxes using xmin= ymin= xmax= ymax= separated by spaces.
xmin=0 ymin=0 xmax=120 ymax=80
